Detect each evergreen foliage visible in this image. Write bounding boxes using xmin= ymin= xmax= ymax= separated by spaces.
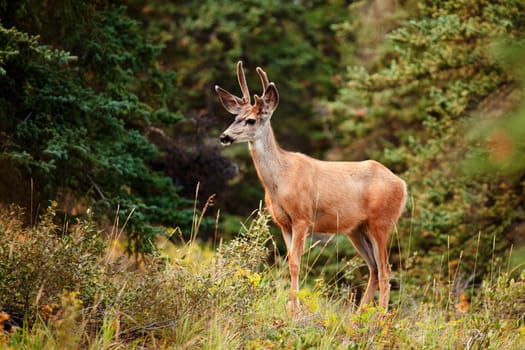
xmin=0 ymin=1 xmax=193 ymax=253
xmin=126 ymin=0 xmax=345 ymax=116
xmin=328 ymin=0 xmax=525 ymax=287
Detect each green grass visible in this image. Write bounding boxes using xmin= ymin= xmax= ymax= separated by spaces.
xmin=0 ymin=205 xmax=524 ymax=349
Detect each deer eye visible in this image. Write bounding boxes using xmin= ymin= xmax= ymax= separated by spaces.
xmin=245 ymin=118 xmax=256 ymax=125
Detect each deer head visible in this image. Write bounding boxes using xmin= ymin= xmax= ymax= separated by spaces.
xmin=215 ymin=61 xmax=279 ymax=146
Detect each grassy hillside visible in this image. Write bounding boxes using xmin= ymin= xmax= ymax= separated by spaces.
xmin=1 ymin=205 xmax=523 ymax=349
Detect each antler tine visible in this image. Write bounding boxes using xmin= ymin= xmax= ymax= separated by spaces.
xmin=256 ymin=67 xmax=270 ymax=92
xmin=237 ymin=61 xmax=251 ymax=105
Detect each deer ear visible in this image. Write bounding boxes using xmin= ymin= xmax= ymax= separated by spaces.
xmin=259 ymin=83 xmax=279 ymax=115
xmin=215 ymin=85 xmax=245 ymax=114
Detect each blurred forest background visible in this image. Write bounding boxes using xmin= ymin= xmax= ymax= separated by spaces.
xmin=1 ymin=0 xmax=525 ymax=299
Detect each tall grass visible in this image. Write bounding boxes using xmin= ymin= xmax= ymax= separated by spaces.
xmin=0 ymin=203 xmax=524 ymax=349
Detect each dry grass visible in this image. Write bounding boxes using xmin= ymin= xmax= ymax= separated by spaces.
xmin=0 ymin=204 xmax=524 ymax=349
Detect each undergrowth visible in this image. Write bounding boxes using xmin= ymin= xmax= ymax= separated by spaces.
xmin=0 ymin=204 xmax=524 ymax=349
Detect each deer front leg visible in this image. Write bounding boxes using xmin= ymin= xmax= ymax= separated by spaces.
xmin=287 ymin=221 xmax=307 ymax=317
xmin=282 ymin=230 xmax=292 ymax=252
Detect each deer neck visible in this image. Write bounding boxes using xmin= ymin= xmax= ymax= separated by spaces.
xmin=248 ymin=121 xmax=286 ymax=195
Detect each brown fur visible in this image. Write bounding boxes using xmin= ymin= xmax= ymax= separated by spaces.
xmin=216 ymin=61 xmax=407 ymax=316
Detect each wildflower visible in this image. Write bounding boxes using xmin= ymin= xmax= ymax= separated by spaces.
xmin=234 ymin=268 xmax=248 ymax=279
xmin=455 ymin=293 xmax=469 ymax=314
xmin=0 ymin=312 xmax=9 ymax=331
xmin=247 ymin=272 xmax=262 ymax=287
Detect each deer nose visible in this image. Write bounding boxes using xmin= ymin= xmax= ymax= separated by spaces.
xmin=220 ymin=133 xmax=234 ymax=145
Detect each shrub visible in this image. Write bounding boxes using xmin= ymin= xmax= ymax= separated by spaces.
xmin=1 ymin=205 xmax=523 ymax=349
xmin=0 ymin=203 xmax=108 ymax=327
xmin=326 ymin=0 xmax=525 ymax=291
xmin=0 ymin=3 xmax=196 ymax=254
xmin=111 ymin=210 xmax=273 ymax=346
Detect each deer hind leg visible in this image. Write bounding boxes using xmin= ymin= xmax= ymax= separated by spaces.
xmin=347 ymin=226 xmax=378 ymax=310
xmin=367 ymin=221 xmax=392 ymax=311
xmin=287 ymin=221 xmax=308 ymax=317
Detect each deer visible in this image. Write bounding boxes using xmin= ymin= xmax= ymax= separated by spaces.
xmin=215 ymin=61 xmax=407 ymax=317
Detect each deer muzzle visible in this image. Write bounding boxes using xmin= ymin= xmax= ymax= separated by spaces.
xmin=220 ymin=133 xmax=234 ymax=146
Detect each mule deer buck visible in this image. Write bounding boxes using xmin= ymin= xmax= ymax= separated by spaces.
xmin=215 ymin=61 xmax=407 ymax=316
